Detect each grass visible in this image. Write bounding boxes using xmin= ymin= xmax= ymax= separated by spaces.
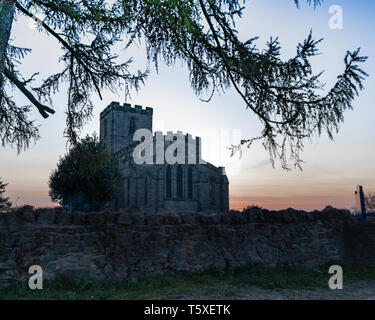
xmin=1 ymin=263 xmax=375 ymax=300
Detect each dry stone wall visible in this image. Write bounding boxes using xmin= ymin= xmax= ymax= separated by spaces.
xmin=0 ymin=206 xmax=374 ymax=286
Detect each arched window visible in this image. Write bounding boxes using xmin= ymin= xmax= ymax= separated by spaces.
xmin=123 ymin=179 xmax=127 ymax=205
xmin=188 ymin=167 xmax=193 ymax=199
xmin=166 ymin=165 xmax=172 ymax=198
xmin=209 ymin=177 xmax=216 ymax=206
xmin=104 ymin=118 xmax=108 ymax=137
xmin=129 ymin=117 xmax=136 ymax=136
xmin=177 ymin=165 xmax=183 ymax=199
xmin=127 ymin=178 xmax=130 ymax=206
xmin=144 ymin=176 xmax=149 ymax=204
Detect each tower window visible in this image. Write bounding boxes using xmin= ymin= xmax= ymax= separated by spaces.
xmin=129 ymin=117 xmax=136 ymax=136
xmin=177 ymin=165 xmax=183 ymax=199
xmin=166 ymin=165 xmax=172 ymax=199
xmin=188 ymin=167 xmax=193 ymax=199
xmin=209 ymin=177 xmax=216 ymax=206
xmin=144 ymin=176 xmax=149 ymax=205
xmin=127 ymin=178 xmax=130 ymax=206
xmin=104 ymin=118 xmax=108 ymax=137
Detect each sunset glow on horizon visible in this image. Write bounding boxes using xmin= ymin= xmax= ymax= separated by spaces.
xmin=1 ymin=0 xmax=374 ymax=212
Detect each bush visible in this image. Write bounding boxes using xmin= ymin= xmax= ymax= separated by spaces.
xmin=0 ymin=178 xmax=11 ymax=212
xmin=49 ymin=135 xmax=123 ymax=211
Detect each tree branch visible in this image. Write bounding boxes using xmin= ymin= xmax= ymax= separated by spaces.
xmin=3 ymin=67 xmax=55 ymax=118
xmin=198 ymin=0 xmax=295 ymax=126
xmin=15 ymin=1 xmax=103 ymax=100
xmin=0 ymin=0 xmax=16 ymax=90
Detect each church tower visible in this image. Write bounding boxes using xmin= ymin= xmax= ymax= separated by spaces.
xmin=99 ymin=102 xmax=153 ymax=154
xmin=99 ymin=101 xmax=229 ymax=213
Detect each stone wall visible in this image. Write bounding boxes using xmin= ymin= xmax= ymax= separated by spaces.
xmin=0 ymin=206 xmax=374 ymax=286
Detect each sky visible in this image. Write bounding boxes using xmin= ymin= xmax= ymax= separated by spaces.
xmin=1 ymin=0 xmax=374 ymax=211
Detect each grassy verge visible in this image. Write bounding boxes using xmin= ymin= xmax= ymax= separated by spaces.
xmin=1 ymin=263 xmax=375 ymax=300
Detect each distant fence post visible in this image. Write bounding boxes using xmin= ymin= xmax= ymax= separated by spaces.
xmin=355 ymin=185 xmax=367 ymax=222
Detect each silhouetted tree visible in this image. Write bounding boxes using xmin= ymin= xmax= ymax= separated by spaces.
xmin=49 ymin=135 xmax=123 ymax=211
xmin=0 ymin=178 xmax=11 ymax=212
xmin=0 ymin=0 xmax=368 ymax=169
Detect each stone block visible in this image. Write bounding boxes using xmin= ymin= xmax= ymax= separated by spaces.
xmin=37 ymin=209 xmax=55 ymax=224
xmin=198 ymin=212 xmax=221 ymax=224
xmin=305 ymin=212 xmax=315 ymax=222
xmin=281 ymin=212 xmax=293 ymax=223
xmin=246 ymin=211 xmax=257 ymax=223
xmin=22 ymin=206 xmax=35 ymax=223
xmin=146 ymin=214 xmax=164 ymax=226
xmin=106 ymin=212 xmax=120 ymax=224
xmin=264 ymin=212 xmax=280 ymax=223
xmin=181 ymin=212 xmax=196 ymax=224
xmin=255 ymin=211 xmax=265 ymax=222
xmin=86 ymin=212 xmax=105 ymax=225
xmin=6 ymin=212 xmax=24 ymax=229
xmin=230 ymin=211 xmax=247 ymax=224
xmin=221 ymin=213 xmax=232 ymax=224
xmin=72 ymin=212 xmax=87 ymax=225
xmin=131 ymin=213 xmax=145 ymax=225
xmin=58 ymin=212 xmax=72 ymax=225
xmin=164 ymin=213 xmax=181 ymax=224
xmin=118 ymin=213 xmax=132 ymax=225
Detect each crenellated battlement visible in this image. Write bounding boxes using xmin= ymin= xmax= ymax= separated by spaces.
xmin=153 ymin=131 xmax=201 ymax=144
xmin=100 ymin=101 xmax=153 ymax=119
xmin=100 ymin=101 xmax=153 ymax=154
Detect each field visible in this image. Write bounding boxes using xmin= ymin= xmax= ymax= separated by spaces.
xmin=2 ymin=263 xmax=375 ymax=300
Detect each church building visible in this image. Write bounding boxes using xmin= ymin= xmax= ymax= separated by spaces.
xmin=100 ymin=102 xmax=229 ymax=213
